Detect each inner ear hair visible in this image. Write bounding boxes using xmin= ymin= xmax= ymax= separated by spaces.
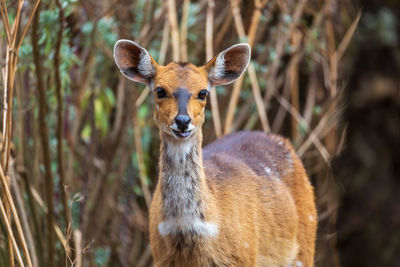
xmin=114 ymin=39 xmax=157 ymax=84
xmin=205 ymin=43 xmax=251 ymax=86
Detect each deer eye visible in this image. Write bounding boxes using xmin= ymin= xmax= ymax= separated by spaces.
xmin=155 ymin=87 xmax=167 ymax=99
xmin=197 ymin=90 xmax=208 ymax=100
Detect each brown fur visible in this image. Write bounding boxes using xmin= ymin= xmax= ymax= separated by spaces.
xmin=113 ymin=41 xmax=317 ymax=267
xmin=152 ymin=62 xmax=209 ymax=131
xmin=150 ymin=131 xmax=316 ymax=267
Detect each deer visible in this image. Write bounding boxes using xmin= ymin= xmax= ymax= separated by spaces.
xmin=113 ymin=39 xmax=317 ymax=267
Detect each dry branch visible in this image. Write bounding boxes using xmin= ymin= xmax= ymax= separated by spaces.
xmin=225 ymin=0 xmax=270 ymax=133
xmin=206 ymin=0 xmax=222 ymax=138
xmin=32 ymin=5 xmax=55 ymax=266
xmin=0 ymin=198 xmax=24 ymax=267
xmin=167 ymin=0 xmax=180 ymax=61
xmin=0 ymin=164 xmax=33 ymax=267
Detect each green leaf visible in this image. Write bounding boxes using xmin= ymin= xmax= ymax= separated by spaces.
xmin=81 ymin=124 xmax=92 ymax=141
xmin=94 ymin=247 xmax=110 ymax=266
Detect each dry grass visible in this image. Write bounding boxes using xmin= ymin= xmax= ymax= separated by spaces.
xmin=0 ymin=0 xmax=359 ymax=266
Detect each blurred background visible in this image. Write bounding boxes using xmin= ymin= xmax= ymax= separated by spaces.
xmin=0 ymin=0 xmax=398 ymax=266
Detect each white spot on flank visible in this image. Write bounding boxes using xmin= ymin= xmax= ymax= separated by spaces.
xmin=264 ymin=166 xmax=280 ymax=179
xmin=158 ymin=218 xmax=219 ymax=237
xmin=278 ymin=141 xmax=283 ymax=145
xmin=309 ymin=214 xmax=314 ymax=221
xmin=264 ymin=167 xmax=272 ymax=175
xmin=244 ymin=242 xmax=250 ymax=248
xmin=296 ymin=261 xmax=303 ymax=267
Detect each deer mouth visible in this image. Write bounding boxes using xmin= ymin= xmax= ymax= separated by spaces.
xmin=173 ymin=130 xmax=191 ymax=139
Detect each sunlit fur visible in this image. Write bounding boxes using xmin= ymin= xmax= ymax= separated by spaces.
xmin=114 ymin=40 xmax=317 ymax=267
xmin=152 ymin=62 xmax=209 ymax=140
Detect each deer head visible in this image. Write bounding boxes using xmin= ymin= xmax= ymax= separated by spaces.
xmin=114 ymin=40 xmax=250 ymax=140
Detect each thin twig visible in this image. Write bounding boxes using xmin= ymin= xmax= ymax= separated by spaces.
xmin=15 ymin=0 xmax=41 ymax=53
xmin=159 ymin=19 xmax=170 ymax=65
xmin=32 ymin=5 xmax=55 ymax=265
xmin=0 ymin=198 xmax=24 ymax=267
xmin=9 ymin=169 xmax=38 ymax=267
xmin=206 ymin=0 xmax=222 ymax=137
xmin=180 ymin=0 xmax=190 ymax=61
xmin=0 ymin=2 xmax=12 ymax=45
xmin=132 ymin=112 xmax=152 ymax=210
xmin=0 ymin=165 xmax=33 ymax=267
xmin=274 ymin=94 xmax=330 ymax=164
xmin=336 ymin=11 xmax=361 ymax=62
xmin=29 ymin=186 xmax=69 ymax=252
xmin=167 ymin=0 xmax=180 ymax=61
xmin=54 ymin=0 xmax=72 ymax=264
xmin=225 ymin=0 xmax=270 ymax=133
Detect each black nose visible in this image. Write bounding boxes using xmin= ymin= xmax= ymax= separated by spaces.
xmin=175 ymin=115 xmax=191 ymax=131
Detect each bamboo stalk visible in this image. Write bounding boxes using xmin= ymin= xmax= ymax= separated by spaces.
xmin=9 ymin=170 xmax=38 ymax=267
xmin=0 ymin=198 xmax=24 ymax=267
xmin=297 ymin=105 xmax=340 ymax=157
xmin=54 ymin=0 xmax=72 ymax=264
xmin=0 ymin=1 xmax=12 ymax=45
xmin=29 ymin=186 xmax=69 ymax=253
xmin=0 ymin=1 xmax=40 ymax=265
xmin=20 ymin=169 xmax=44 ymax=266
xmin=206 ymin=0 xmax=222 ymax=138
xmin=167 ymin=0 xmax=180 ymax=61
xmin=263 ymin=0 xmax=307 ymax=103
xmin=290 ymin=31 xmax=301 ymax=142
xmin=271 ymin=69 xmax=292 ymax=133
xmin=336 ymin=12 xmax=361 ymax=62
xmin=32 ymin=5 xmax=55 ymax=266
xmin=180 ymin=0 xmax=190 ymax=62
xmin=133 ymin=88 xmax=153 ymax=211
xmin=247 ymin=63 xmax=270 ymax=132
xmin=159 ymin=19 xmax=170 ymax=65
xmin=271 ymin=30 xmax=302 ymax=137
xmin=274 ymin=94 xmax=330 ymax=163
xmin=134 ymin=19 xmax=171 ymax=109
xmin=0 ymin=164 xmax=33 ymax=267
xmin=225 ymin=0 xmax=270 ymax=133
xmin=112 ymin=78 xmax=126 ymax=137
xmin=224 ymin=76 xmax=244 ymax=134
xmin=132 ymin=111 xmax=152 ymax=210
xmin=72 ymin=229 xmax=82 ymax=267
xmin=214 ymin=9 xmax=232 ymax=49
xmin=15 ymin=0 xmax=41 ymax=53
xmin=136 ymin=245 xmax=152 ymax=267
xmin=10 ymin=0 xmax=24 ymax=47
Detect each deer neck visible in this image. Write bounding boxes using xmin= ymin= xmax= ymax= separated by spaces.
xmin=158 ymin=130 xmax=218 ymax=237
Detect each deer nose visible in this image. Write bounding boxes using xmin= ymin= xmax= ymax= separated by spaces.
xmin=175 ymin=115 xmax=191 ymax=131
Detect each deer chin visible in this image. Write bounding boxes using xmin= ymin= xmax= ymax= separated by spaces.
xmin=172 ymin=129 xmax=191 ymax=139
xmin=169 ymin=123 xmax=195 ymax=140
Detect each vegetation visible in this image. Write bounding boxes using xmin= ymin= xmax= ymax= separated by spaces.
xmin=1 ymin=0 xmax=396 ymax=266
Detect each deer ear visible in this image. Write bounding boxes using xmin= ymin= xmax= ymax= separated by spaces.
xmin=204 ymin=43 xmax=251 ymax=86
xmin=114 ymin=39 xmax=158 ymax=84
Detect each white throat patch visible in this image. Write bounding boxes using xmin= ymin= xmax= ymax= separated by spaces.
xmin=160 ymin=137 xmax=219 ymax=238
xmin=158 ymin=218 xmax=219 ymax=237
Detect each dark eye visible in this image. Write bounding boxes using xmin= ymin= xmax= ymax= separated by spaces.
xmin=197 ymin=90 xmax=208 ymax=100
xmin=155 ymin=87 xmax=167 ymax=99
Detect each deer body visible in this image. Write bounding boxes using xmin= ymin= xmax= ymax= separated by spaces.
xmin=114 ymin=40 xmax=316 ymax=266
